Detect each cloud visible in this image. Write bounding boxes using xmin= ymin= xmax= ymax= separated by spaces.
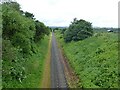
xmin=16 ymin=0 xmax=119 ymax=27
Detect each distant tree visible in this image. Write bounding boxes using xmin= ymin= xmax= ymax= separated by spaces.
xmin=34 ymin=20 xmax=50 ymax=42
xmin=24 ymin=12 xmax=34 ymax=19
xmin=64 ymin=18 xmax=93 ymax=42
xmin=49 ymin=27 xmax=53 ymax=32
xmin=61 ymin=28 xmax=67 ymax=34
xmin=55 ymin=27 xmax=59 ymax=30
xmin=3 ymin=1 xmax=21 ymax=11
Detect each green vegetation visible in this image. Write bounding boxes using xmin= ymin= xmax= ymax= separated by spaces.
xmin=64 ymin=18 xmax=93 ymax=42
xmin=93 ymin=27 xmax=118 ymax=33
xmin=3 ymin=36 xmax=50 ymax=88
xmin=55 ymin=30 xmax=118 ymax=88
xmin=0 ymin=3 xmax=2 ymax=89
xmin=2 ymin=1 xmax=50 ymax=88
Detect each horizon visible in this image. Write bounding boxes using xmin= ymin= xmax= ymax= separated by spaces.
xmin=47 ymin=25 xmax=118 ymax=28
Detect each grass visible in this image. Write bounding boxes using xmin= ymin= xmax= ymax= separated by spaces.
xmin=40 ymin=33 xmax=52 ymax=88
xmin=3 ymin=35 xmax=50 ymax=88
xmin=55 ymin=31 xmax=118 ymax=88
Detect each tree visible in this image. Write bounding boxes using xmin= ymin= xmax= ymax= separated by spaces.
xmin=3 ymin=1 xmax=21 ymax=11
xmin=34 ymin=20 xmax=50 ymax=42
xmin=64 ymin=18 xmax=93 ymax=42
xmin=24 ymin=12 xmax=34 ymax=19
xmin=2 ymin=1 xmax=50 ymax=87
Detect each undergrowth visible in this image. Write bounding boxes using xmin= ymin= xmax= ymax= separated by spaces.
xmin=55 ymin=31 xmax=118 ymax=88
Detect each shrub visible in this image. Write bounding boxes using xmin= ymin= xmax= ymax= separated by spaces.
xmin=64 ymin=18 xmax=93 ymax=42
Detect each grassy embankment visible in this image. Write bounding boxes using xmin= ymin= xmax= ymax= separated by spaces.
xmin=55 ymin=31 xmax=118 ymax=88
xmin=40 ymin=33 xmax=52 ymax=88
xmin=4 ymin=35 xmax=50 ymax=88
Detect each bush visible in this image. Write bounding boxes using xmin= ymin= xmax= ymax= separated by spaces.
xmin=64 ymin=18 xmax=93 ymax=42
xmin=2 ymin=39 xmax=26 ymax=85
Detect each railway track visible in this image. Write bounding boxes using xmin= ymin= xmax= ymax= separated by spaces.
xmin=51 ymin=32 xmax=68 ymax=88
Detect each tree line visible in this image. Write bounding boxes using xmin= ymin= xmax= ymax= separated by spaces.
xmin=2 ymin=1 xmax=50 ymax=87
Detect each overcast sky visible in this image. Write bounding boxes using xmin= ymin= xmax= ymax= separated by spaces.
xmin=16 ymin=0 xmax=119 ymax=27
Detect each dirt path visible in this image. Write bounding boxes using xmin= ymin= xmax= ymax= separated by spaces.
xmin=51 ymin=32 xmax=68 ymax=88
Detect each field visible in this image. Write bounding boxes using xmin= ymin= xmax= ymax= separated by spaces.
xmin=55 ymin=31 xmax=118 ymax=88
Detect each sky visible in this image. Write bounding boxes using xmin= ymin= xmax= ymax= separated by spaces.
xmin=16 ymin=0 xmax=119 ymax=27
